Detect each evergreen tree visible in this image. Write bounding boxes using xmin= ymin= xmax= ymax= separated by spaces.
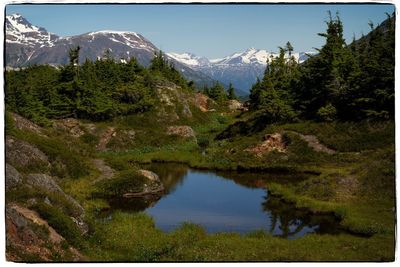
xmin=227 ymin=83 xmax=237 ymax=100
xmin=209 ymin=82 xmax=227 ymax=102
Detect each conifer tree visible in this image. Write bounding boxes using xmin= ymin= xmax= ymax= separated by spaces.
xmin=227 ymin=83 xmax=237 ymax=100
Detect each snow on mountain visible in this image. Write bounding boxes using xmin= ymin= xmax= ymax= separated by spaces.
xmin=5 ymin=14 xmax=216 ymax=89
xmin=167 ymin=52 xmax=210 ymax=67
xmin=6 ymin=13 xmax=59 ymax=47
xmin=168 ymin=49 xmax=316 ymax=93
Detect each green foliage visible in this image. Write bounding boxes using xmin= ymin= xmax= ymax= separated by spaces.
xmin=248 ymin=12 xmax=394 ymax=123
xmin=32 ymin=202 xmax=84 ymax=248
xmin=227 ymin=82 xmax=238 ymax=100
xmin=94 ymin=169 xmax=146 ymax=197
xmin=317 ymin=103 xmax=337 ymax=122
xmin=206 ymin=82 xmax=228 ymax=102
xmin=5 ymin=50 xmax=190 ymax=122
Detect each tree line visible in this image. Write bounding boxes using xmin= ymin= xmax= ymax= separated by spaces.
xmin=5 ymin=50 xmax=194 ymax=124
xmin=249 ymin=12 xmax=394 ymax=122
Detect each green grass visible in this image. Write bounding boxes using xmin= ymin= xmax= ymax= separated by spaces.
xmin=32 ymin=202 xmax=84 ymax=249
xmin=84 ymin=211 xmax=394 ymax=261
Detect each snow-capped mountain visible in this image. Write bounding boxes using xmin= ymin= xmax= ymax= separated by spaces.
xmin=167 ymin=52 xmax=211 ymax=67
xmin=6 ymin=13 xmax=59 ymax=47
xmin=5 ymin=14 xmax=215 ymax=88
xmin=167 ymin=48 xmax=316 ymax=93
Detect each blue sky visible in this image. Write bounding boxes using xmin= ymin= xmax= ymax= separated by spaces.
xmin=5 ymin=4 xmax=395 ymax=58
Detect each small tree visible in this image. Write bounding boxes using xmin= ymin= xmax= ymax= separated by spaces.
xmin=227 ymin=82 xmax=237 ymax=100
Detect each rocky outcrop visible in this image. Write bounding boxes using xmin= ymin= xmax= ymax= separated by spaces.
xmin=228 ymin=99 xmax=244 ymax=111
xmin=6 ymin=136 xmax=50 ymax=168
xmin=10 ymin=112 xmax=46 ymax=136
xmin=26 ymin=173 xmax=88 ymax=234
xmin=53 ymin=118 xmax=85 ymax=137
xmin=91 ymin=159 xmax=115 ymax=184
xmin=166 ymin=125 xmax=196 ymax=138
xmin=6 ymin=204 xmax=83 ymax=262
xmin=26 ymin=174 xmax=84 ymax=214
xmin=123 ymin=170 xmax=164 ymax=198
xmin=155 ymin=83 xmax=195 ymax=120
xmin=245 ymin=133 xmax=287 ymax=157
xmin=194 ymin=92 xmax=210 ymax=112
xmin=6 ymin=164 xmax=22 ymax=191
xmin=96 ymin=127 xmax=116 ymax=151
xmin=297 ymin=134 xmax=336 ymax=154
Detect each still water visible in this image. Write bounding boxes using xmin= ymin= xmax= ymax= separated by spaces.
xmin=104 ymin=163 xmax=342 ymax=239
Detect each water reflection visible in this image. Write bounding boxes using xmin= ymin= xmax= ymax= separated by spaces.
xmin=262 ymin=195 xmax=342 ymax=239
xmin=101 ymin=163 xmax=343 ymax=238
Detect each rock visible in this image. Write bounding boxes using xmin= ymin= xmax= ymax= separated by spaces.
xmin=228 ymin=99 xmax=244 ymax=111
xmin=5 ymin=164 xmax=21 ymax=191
xmin=123 ymin=169 xmax=164 ymax=198
xmin=91 ymin=158 xmax=115 ymax=184
xmin=6 ymin=204 xmax=83 ymax=261
xmin=194 ymin=92 xmax=210 ymax=112
xmin=138 ymin=169 xmax=159 ymax=182
xmin=26 ymin=173 xmax=88 ymax=235
xmin=6 ymin=136 xmax=50 ymax=168
xmin=96 ymin=127 xmax=116 ymax=151
xmin=245 ymin=133 xmax=287 ymax=157
xmin=10 ymin=112 xmax=46 ymax=137
xmin=53 ymin=118 xmax=85 ymax=137
xmin=26 ymin=174 xmax=84 ymax=215
xmin=83 ymin=123 xmax=97 ymax=134
xmin=182 ymin=103 xmax=193 ymax=118
xmin=166 ymin=125 xmax=196 ymax=138
xmin=297 ymin=134 xmax=336 ymax=154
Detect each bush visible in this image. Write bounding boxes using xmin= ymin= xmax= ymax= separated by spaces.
xmin=94 ymin=169 xmax=146 ymax=197
xmin=317 ymin=103 xmax=337 ymax=122
xmin=32 ymin=202 xmax=83 ymax=248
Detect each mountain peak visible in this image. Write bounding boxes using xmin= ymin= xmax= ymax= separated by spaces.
xmin=6 ymin=13 xmax=59 ymax=47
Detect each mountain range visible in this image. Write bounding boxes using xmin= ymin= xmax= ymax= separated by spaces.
xmin=5 ymin=13 xmax=215 ymax=90
xmin=167 ymin=49 xmax=315 ymax=93
xmin=5 ymin=13 xmax=315 ymax=95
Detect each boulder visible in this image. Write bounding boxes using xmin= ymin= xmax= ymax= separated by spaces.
xmin=123 ymin=169 xmax=164 ymax=198
xmin=26 ymin=174 xmax=85 ymax=215
xmin=245 ymin=133 xmax=287 ymax=157
xmin=5 ymin=164 xmax=22 ymax=191
xmin=228 ymin=99 xmax=244 ymax=111
xmin=53 ymin=118 xmax=85 ymax=137
xmin=10 ymin=112 xmax=46 ymax=136
xmin=96 ymin=127 xmax=116 ymax=151
xmin=26 ymin=173 xmax=87 ymax=234
xmin=166 ymin=125 xmax=196 ymax=138
xmin=6 ymin=204 xmax=83 ymax=261
xmin=138 ymin=169 xmax=160 ymax=182
xmin=194 ymin=92 xmax=210 ymax=112
xmin=6 ymin=136 xmax=50 ymax=168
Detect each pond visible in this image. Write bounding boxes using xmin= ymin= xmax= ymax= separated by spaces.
xmin=103 ymin=163 xmax=343 ymax=239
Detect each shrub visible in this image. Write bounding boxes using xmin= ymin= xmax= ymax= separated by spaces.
xmin=32 ymin=202 xmax=83 ymax=248
xmin=94 ymin=169 xmax=146 ymax=197
xmin=317 ymin=103 xmax=337 ymax=122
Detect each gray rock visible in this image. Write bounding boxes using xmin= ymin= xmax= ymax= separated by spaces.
xmin=26 ymin=174 xmax=84 ymax=215
xmin=6 ymin=136 xmax=49 ymax=168
xmin=5 ymin=164 xmax=21 ymax=190
xmin=166 ymin=126 xmax=196 ymax=138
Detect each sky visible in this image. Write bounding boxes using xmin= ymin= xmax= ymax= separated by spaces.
xmin=5 ymin=3 xmax=396 ymax=59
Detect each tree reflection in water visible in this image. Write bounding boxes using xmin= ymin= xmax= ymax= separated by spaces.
xmin=262 ymin=194 xmax=342 ymax=238
xmin=99 ymin=163 xmax=343 ymax=237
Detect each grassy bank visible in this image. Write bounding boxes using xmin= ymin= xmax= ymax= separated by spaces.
xmin=6 ymin=109 xmax=395 ymax=261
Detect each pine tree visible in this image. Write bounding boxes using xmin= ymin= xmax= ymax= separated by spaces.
xmin=227 ymin=83 xmax=237 ymax=100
